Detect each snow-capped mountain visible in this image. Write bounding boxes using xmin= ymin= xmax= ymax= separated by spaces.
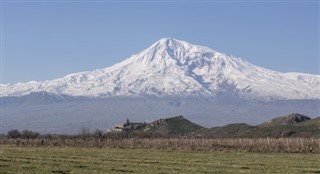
xmin=1 ymin=38 xmax=319 ymax=100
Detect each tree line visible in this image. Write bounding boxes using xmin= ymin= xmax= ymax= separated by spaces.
xmin=4 ymin=128 xmax=181 ymax=140
xmin=5 ymin=128 xmax=106 ymax=139
xmin=6 ymin=129 xmax=40 ymax=139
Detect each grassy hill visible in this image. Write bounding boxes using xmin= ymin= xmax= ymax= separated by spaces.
xmin=204 ymin=123 xmax=254 ymax=138
xmin=259 ymin=113 xmax=311 ymax=126
xmin=136 ymin=116 xmax=206 ymax=135
xmin=109 ymin=113 xmax=320 ymax=138
xmin=248 ymin=114 xmax=320 ymax=138
xmin=202 ymin=113 xmax=320 ymax=138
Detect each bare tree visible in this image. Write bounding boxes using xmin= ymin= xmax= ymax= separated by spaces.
xmin=7 ymin=129 xmax=21 ymax=139
xmin=21 ymin=130 xmax=39 ymax=139
xmin=79 ymin=127 xmax=90 ymax=139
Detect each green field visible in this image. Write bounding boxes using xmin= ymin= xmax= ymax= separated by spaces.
xmin=0 ymin=146 xmax=319 ymax=174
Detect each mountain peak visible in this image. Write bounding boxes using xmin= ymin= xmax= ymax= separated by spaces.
xmin=134 ymin=38 xmax=220 ymax=66
xmin=156 ymin=37 xmax=177 ymax=44
xmin=151 ymin=37 xmax=215 ymax=53
xmin=148 ymin=37 xmax=190 ymax=53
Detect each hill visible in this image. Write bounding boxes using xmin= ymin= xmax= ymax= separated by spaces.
xmin=109 ymin=113 xmax=320 ymax=138
xmin=137 ymin=116 xmax=206 ymax=135
xmin=259 ymin=113 xmax=311 ymax=126
xmin=108 ymin=116 xmax=206 ymax=136
xmin=204 ymin=123 xmax=254 ymax=138
xmin=203 ymin=113 xmax=320 ymax=138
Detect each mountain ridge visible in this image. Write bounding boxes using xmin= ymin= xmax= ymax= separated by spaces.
xmin=1 ymin=38 xmax=319 ymax=100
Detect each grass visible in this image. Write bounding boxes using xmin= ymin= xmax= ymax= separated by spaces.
xmin=140 ymin=116 xmax=206 ymax=134
xmin=0 ymin=145 xmax=320 ymax=173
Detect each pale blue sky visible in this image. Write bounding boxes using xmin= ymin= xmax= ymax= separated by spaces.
xmin=1 ymin=1 xmax=319 ymax=84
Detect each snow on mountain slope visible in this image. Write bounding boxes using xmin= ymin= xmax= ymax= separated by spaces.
xmin=1 ymin=38 xmax=319 ymax=100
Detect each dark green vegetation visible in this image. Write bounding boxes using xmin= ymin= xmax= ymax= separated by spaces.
xmin=120 ymin=113 xmax=320 ymax=138
xmin=204 ymin=113 xmax=320 ymax=138
xmin=1 ymin=145 xmax=320 ymax=174
xmin=137 ymin=115 xmax=206 ymax=135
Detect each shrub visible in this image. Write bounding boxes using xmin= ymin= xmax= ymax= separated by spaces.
xmin=94 ymin=129 xmax=104 ymax=138
xmin=21 ymin=130 xmax=40 ymax=139
xmin=7 ymin=129 xmax=21 ymax=139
